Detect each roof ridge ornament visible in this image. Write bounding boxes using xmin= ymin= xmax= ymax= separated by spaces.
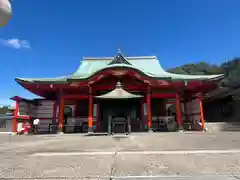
xmin=108 ymin=50 xmax=132 ymax=65
xmin=117 ymin=49 xmax=121 ymax=54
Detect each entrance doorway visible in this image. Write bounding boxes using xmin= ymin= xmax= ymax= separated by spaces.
xmin=99 ymin=99 xmax=141 ymax=133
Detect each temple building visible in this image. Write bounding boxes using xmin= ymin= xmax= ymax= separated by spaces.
xmin=11 ymin=51 xmax=224 ymax=134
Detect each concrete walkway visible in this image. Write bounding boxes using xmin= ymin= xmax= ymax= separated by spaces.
xmin=1 ymin=132 xmax=240 ymax=179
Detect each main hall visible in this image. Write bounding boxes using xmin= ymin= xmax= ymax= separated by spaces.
xmin=11 ymin=50 xmax=224 ymax=134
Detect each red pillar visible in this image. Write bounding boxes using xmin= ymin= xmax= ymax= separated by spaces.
xmin=175 ymin=92 xmax=183 ymax=130
xmin=146 ymin=87 xmax=152 ymax=131
xmin=58 ymin=96 xmax=64 ymax=133
xmin=12 ymin=100 xmax=19 ymax=134
xmin=198 ymin=94 xmax=205 ymax=131
xmin=88 ymin=86 xmax=93 ymax=133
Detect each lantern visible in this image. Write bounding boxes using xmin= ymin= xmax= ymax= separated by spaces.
xmin=0 ymin=0 xmax=12 ymax=27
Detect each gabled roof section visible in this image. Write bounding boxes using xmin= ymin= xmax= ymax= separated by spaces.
xmin=15 ymin=52 xmax=224 ymax=84
xmin=108 ymin=50 xmax=132 ymax=65
xmin=70 ymin=55 xmax=224 ymax=81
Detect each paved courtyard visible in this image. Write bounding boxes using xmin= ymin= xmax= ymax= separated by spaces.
xmin=1 ymin=132 xmax=240 ymax=179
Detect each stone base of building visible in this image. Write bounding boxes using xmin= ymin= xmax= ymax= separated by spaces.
xmin=205 ymin=122 xmax=240 ymax=132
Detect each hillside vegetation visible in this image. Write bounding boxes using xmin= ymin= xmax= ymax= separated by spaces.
xmin=168 ymin=57 xmax=240 ymax=84
xmin=0 ymin=106 xmax=12 ymax=115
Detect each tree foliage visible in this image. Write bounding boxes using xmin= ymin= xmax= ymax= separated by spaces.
xmin=0 ymin=106 xmax=11 ymax=115
xmin=167 ymin=57 xmax=240 ymax=83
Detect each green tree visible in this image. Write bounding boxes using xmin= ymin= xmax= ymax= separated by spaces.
xmin=0 ymin=106 xmax=11 ymax=115
xmin=167 ymin=57 xmax=240 ymax=83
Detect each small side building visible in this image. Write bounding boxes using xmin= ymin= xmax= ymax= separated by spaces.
xmin=0 ymin=106 xmax=14 ymax=134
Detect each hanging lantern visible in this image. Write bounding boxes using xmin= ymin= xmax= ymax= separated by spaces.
xmin=0 ymin=0 xmax=12 ymax=27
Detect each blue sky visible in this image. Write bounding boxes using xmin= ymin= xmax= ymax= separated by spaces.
xmin=0 ymin=0 xmax=240 ymax=105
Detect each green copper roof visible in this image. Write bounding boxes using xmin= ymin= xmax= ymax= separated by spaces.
xmin=15 ymin=76 xmax=68 ymax=83
xmin=69 ymin=56 xmax=223 ymax=80
xmin=15 ymin=54 xmax=224 ymax=84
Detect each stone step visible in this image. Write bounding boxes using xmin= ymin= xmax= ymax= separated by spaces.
xmin=205 ymin=122 xmax=240 ymax=132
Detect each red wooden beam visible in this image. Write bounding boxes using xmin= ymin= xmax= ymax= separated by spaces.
xmin=165 ymin=101 xmax=176 ymax=104
xmin=63 ymin=95 xmax=88 ymax=99
xmin=93 ymin=84 xmax=148 ymax=91
xmin=26 ymin=82 xmax=211 ymax=92
xmin=16 ymin=115 xmax=32 ymax=120
xmin=151 ymin=93 xmax=176 ymax=98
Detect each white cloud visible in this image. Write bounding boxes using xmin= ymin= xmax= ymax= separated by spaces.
xmin=0 ymin=38 xmax=31 ymax=49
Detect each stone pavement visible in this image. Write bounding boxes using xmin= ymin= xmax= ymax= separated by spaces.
xmin=1 ymin=132 xmax=240 ymax=179
xmin=113 ymin=176 xmax=240 ymax=180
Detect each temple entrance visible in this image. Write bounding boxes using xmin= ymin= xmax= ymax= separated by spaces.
xmin=99 ymin=99 xmax=141 ymax=134
xmin=94 ymin=81 xmax=143 ymax=134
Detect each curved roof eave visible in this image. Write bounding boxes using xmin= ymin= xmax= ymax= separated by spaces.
xmin=15 ymin=76 xmax=69 ymax=84
xmin=15 ymin=69 xmax=224 ymax=85
xmin=67 ymin=64 xmax=172 ymax=81
xmin=15 ymin=55 xmax=225 ymax=84
xmin=166 ymin=73 xmax=224 ymax=81
xmin=68 ymin=64 xmax=224 ymax=82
